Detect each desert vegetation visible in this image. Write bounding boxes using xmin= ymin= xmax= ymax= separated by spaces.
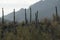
xmin=0 ymin=6 xmax=60 ymax=40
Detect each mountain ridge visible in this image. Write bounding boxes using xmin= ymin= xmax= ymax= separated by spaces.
xmin=4 ymin=0 xmax=60 ymax=22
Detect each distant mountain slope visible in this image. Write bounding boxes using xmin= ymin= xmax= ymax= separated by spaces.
xmin=4 ymin=0 xmax=60 ymax=22
xmin=4 ymin=8 xmax=25 ymax=22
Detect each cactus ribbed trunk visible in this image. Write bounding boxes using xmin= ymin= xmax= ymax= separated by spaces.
xmin=25 ymin=9 xmax=27 ymax=24
xmin=55 ymin=6 xmax=58 ymax=17
xmin=30 ymin=7 xmax=32 ymax=23
xmin=13 ymin=9 xmax=17 ymax=39
xmin=13 ymin=9 xmax=15 ymax=25
xmin=55 ymin=6 xmax=58 ymax=21
xmin=1 ymin=8 xmax=4 ymax=40
xmin=35 ymin=11 xmax=38 ymax=27
xmin=2 ymin=8 xmax=4 ymax=25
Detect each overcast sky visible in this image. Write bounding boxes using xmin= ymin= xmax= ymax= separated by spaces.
xmin=0 ymin=0 xmax=41 ymax=17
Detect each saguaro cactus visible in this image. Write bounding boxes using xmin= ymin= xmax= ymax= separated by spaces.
xmin=55 ymin=6 xmax=59 ymax=21
xmin=25 ymin=8 xmax=28 ymax=24
xmin=55 ymin=6 xmax=58 ymax=17
xmin=2 ymin=8 xmax=4 ymax=25
xmin=1 ymin=8 xmax=4 ymax=40
xmin=13 ymin=9 xmax=17 ymax=35
xmin=35 ymin=11 xmax=38 ymax=27
xmin=35 ymin=11 xmax=38 ymax=22
xmin=30 ymin=7 xmax=32 ymax=23
xmin=13 ymin=9 xmax=15 ymax=25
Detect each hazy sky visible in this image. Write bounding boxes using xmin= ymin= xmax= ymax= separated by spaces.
xmin=0 ymin=0 xmax=40 ymax=17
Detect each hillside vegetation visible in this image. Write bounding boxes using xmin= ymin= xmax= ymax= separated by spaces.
xmin=0 ymin=4 xmax=60 ymax=40
xmin=0 ymin=19 xmax=60 ymax=40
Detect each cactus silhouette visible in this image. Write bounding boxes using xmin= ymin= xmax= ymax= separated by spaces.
xmin=30 ymin=7 xmax=32 ymax=23
xmin=55 ymin=6 xmax=59 ymax=21
xmin=13 ymin=9 xmax=15 ymax=25
xmin=13 ymin=9 xmax=17 ymax=34
xmin=55 ymin=6 xmax=58 ymax=17
xmin=35 ymin=11 xmax=38 ymax=28
xmin=25 ymin=8 xmax=28 ymax=24
xmin=13 ymin=9 xmax=17 ymax=40
xmin=2 ymin=8 xmax=4 ymax=25
xmin=1 ymin=8 xmax=5 ymax=40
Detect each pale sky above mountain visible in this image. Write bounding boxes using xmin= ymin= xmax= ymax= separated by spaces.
xmin=0 ymin=0 xmax=42 ymax=17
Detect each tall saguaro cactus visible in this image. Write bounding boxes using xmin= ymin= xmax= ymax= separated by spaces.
xmin=30 ymin=7 xmax=32 ymax=23
xmin=25 ymin=8 xmax=27 ymax=24
xmin=35 ymin=11 xmax=38 ymax=27
xmin=12 ymin=9 xmax=17 ymax=40
xmin=2 ymin=8 xmax=4 ymax=25
xmin=13 ymin=9 xmax=15 ymax=25
xmin=55 ymin=6 xmax=58 ymax=17
xmin=35 ymin=11 xmax=38 ymax=22
xmin=55 ymin=6 xmax=58 ymax=21
xmin=1 ymin=8 xmax=4 ymax=40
